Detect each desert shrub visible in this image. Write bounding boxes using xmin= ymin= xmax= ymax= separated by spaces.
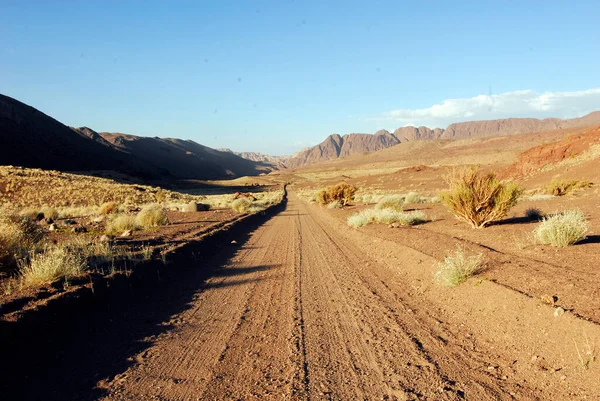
xmin=399 ymin=211 xmax=427 ymax=225
xmin=327 ymin=200 xmax=343 ymax=209
xmin=316 ymin=182 xmax=358 ymax=206
xmin=136 ymin=204 xmax=169 ymax=228
xmin=347 ymin=208 xmax=426 ymax=228
xmin=434 ymin=247 xmax=483 ymax=287
xmin=19 ymin=207 xmax=43 ymax=221
xmin=440 ymin=167 xmax=523 ymax=228
xmin=375 ymin=195 xmax=405 ymax=212
xmin=429 ymin=196 xmax=441 ymax=203
xmin=19 ymin=245 xmax=85 ymax=287
xmin=231 ymin=197 xmax=253 ymax=213
xmin=99 ymin=201 xmax=119 ymax=215
xmin=106 ymin=215 xmax=139 ymax=235
xmin=0 ymin=213 xmax=44 ymax=269
xmin=534 ymin=210 xmax=588 ymax=247
xmin=404 ymin=192 xmax=427 ymax=204
xmin=545 ymin=180 xmax=592 ymax=196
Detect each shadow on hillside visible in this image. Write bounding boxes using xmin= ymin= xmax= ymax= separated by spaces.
xmin=0 ymin=205 xmax=284 ymax=401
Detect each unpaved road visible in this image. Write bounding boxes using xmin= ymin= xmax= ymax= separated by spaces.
xmin=98 ymin=196 xmax=541 ymax=401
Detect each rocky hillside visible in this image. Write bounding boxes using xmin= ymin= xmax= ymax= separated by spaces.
xmin=219 ymin=149 xmax=287 ymax=169
xmin=0 ymin=94 xmax=271 ymax=180
xmin=286 ymin=112 xmax=600 ymax=168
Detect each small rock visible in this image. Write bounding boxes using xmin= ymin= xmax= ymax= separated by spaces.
xmin=231 ymin=240 xmax=238 ymax=245
xmin=72 ymin=226 xmax=87 ymax=233
xmin=530 ymin=355 xmax=539 ymax=363
xmin=63 ymin=219 xmax=77 ymax=225
xmin=48 ymin=223 xmax=57 ymax=231
xmin=560 ymin=375 xmax=567 ymax=381
xmin=92 ymin=216 xmax=105 ymax=223
xmin=120 ymin=230 xmax=133 ymax=237
xmin=99 ymin=235 xmax=112 ymax=242
xmin=541 ymin=294 xmax=558 ymax=305
xmin=554 ymin=307 xmax=565 ymax=317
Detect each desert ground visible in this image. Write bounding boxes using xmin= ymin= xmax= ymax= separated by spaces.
xmin=1 ymin=124 xmax=600 ymax=400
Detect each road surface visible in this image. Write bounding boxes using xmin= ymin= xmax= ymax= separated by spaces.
xmin=96 ymin=195 xmax=537 ymax=401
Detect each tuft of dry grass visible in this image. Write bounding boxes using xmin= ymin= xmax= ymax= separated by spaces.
xmin=545 ymin=179 xmax=592 ymax=196
xmin=106 ymin=215 xmax=139 ymax=235
xmin=19 ymin=245 xmax=85 ymax=287
xmin=347 ymin=208 xmax=426 ymax=228
xmin=100 ymin=201 xmax=119 ymax=215
xmin=327 ymin=200 xmax=343 ymax=209
xmin=434 ymin=247 xmax=483 ymax=287
xmin=440 ymin=167 xmax=522 ymax=228
xmin=136 ymin=204 xmax=169 ymax=228
xmin=533 ymin=210 xmax=588 ymax=247
xmin=0 ymin=212 xmax=44 ymax=269
xmin=375 ymin=195 xmax=404 ymax=212
xmin=231 ymin=197 xmax=253 ymax=213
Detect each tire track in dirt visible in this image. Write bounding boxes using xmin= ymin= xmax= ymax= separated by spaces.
xmin=101 ymin=196 xmax=541 ymax=400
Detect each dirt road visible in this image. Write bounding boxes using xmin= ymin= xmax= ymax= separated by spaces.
xmin=96 ymin=195 xmax=549 ymax=401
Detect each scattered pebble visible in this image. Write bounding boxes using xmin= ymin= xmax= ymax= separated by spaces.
xmin=554 ymin=307 xmax=565 ymax=317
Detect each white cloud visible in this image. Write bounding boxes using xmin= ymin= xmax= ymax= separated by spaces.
xmin=376 ymin=88 xmax=600 ymax=128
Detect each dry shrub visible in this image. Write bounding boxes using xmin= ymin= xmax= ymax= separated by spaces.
xmin=316 ymin=182 xmax=357 ymax=206
xmin=327 ymin=200 xmax=343 ymax=209
xmin=375 ymin=195 xmax=405 ymax=212
xmin=545 ymin=180 xmax=592 ymax=196
xmin=39 ymin=206 xmax=58 ymax=219
xmin=231 ymin=197 xmax=253 ymax=213
xmin=19 ymin=245 xmax=85 ymax=287
xmin=100 ymin=201 xmax=119 ymax=215
xmin=136 ymin=204 xmax=169 ymax=228
xmin=106 ymin=215 xmax=139 ymax=235
xmin=534 ymin=210 xmax=588 ymax=247
xmin=434 ymin=247 xmax=483 ymax=287
xmin=0 ymin=213 xmax=44 ymax=269
xmin=347 ymin=209 xmax=426 ymax=228
xmin=440 ymin=167 xmax=522 ymax=228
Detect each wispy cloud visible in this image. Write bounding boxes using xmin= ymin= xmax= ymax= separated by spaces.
xmin=375 ymin=88 xmax=600 ymax=128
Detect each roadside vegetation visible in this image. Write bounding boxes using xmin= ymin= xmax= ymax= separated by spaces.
xmin=315 ymin=182 xmax=358 ymax=206
xmin=545 ymin=179 xmax=592 ymax=196
xmin=434 ymin=247 xmax=483 ymax=287
xmin=533 ymin=210 xmax=588 ymax=247
xmin=440 ymin=167 xmax=522 ymax=228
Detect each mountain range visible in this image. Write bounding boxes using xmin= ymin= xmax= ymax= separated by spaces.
xmin=284 ymin=112 xmax=600 ymax=168
xmin=0 ymin=94 xmax=272 ymax=181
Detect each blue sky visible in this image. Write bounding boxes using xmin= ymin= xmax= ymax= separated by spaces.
xmin=2 ymin=1 xmax=599 ymax=155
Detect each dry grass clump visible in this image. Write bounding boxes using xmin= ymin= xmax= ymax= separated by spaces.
xmin=347 ymin=208 xmax=426 ymax=228
xmin=533 ymin=210 xmax=588 ymax=247
xmin=0 ymin=212 xmax=44 ymax=269
xmin=327 ymin=200 xmax=343 ymax=209
xmin=434 ymin=247 xmax=483 ymax=287
xmin=136 ymin=204 xmax=169 ymax=228
xmin=375 ymin=195 xmax=405 ymax=212
xmin=527 ymin=194 xmax=556 ymax=201
xmin=545 ymin=179 xmax=592 ymax=196
xmin=99 ymin=201 xmax=119 ymax=215
xmin=316 ymin=182 xmax=358 ymax=206
xmin=106 ymin=215 xmax=139 ymax=235
xmin=440 ymin=167 xmax=522 ymax=228
xmin=19 ymin=245 xmax=85 ymax=287
xmin=231 ymin=197 xmax=253 ymax=213
xmin=404 ymin=192 xmax=427 ymax=204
